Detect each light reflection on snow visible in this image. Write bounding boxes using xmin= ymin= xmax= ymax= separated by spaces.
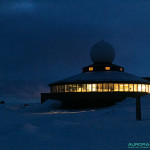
xmin=31 ymin=110 xmax=96 ymax=115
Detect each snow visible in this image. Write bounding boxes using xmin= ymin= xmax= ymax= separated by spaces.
xmin=0 ymin=96 xmax=150 ymax=150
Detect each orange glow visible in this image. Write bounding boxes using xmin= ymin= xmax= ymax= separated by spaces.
xmin=105 ymin=67 xmax=110 ymax=71
xmin=89 ymin=67 xmax=93 ymax=71
xmin=120 ymin=68 xmax=123 ymax=71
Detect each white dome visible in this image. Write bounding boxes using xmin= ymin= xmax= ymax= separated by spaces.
xmin=90 ymin=40 xmax=115 ymax=63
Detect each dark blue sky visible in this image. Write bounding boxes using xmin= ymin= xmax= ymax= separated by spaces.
xmin=1 ymin=0 xmax=150 ymax=100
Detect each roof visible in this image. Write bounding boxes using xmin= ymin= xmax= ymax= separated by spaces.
xmin=49 ymin=71 xmax=150 ymax=85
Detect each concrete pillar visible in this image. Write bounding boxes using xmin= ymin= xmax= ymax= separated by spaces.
xmin=136 ymin=96 xmax=141 ymax=121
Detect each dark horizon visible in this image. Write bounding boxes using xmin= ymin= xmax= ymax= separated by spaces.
xmin=1 ymin=0 xmax=150 ymax=100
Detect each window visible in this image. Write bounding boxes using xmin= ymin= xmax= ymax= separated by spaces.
xmin=98 ymin=84 xmax=102 ymax=92
xmin=114 ymin=84 xmax=119 ymax=91
xmin=124 ymin=84 xmax=128 ymax=92
xmin=149 ymin=85 xmax=150 ymax=93
xmin=72 ymin=84 xmax=77 ymax=92
xmin=138 ymin=84 xmax=142 ymax=92
xmin=119 ymin=84 xmax=124 ymax=91
xmin=120 ymin=68 xmax=123 ymax=71
xmin=134 ymin=84 xmax=138 ymax=92
xmin=51 ymin=86 xmax=58 ymax=93
xmin=109 ymin=83 xmax=113 ymax=92
xmin=103 ymin=83 xmax=109 ymax=92
xmin=82 ymin=84 xmax=87 ymax=92
xmin=77 ymin=84 xmax=82 ymax=92
xmin=92 ymin=84 xmax=97 ymax=92
xmin=146 ymin=85 xmax=149 ymax=92
xmin=87 ymin=84 xmax=92 ymax=92
xmin=142 ymin=84 xmax=146 ymax=92
xmin=65 ymin=85 xmax=72 ymax=92
xmin=105 ymin=67 xmax=110 ymax=71
xmin=89 ymin=67 xmax=93 ymax=72
xmin=129 ymin=84 xmax=133 ymax=92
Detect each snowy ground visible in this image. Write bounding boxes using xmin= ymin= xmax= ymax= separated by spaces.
xmin=1 ymin=96 xmax=150 ymax=150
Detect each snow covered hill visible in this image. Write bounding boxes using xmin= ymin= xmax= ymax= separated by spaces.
xmin=0 ymin=96 xmax=150 ymax=150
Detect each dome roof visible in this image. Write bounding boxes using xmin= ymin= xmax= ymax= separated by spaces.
xmin=90 ymin=40 xmax=115 ymax=63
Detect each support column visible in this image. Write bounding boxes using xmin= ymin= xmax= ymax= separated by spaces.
xmin=136 ymin=96 xmax=141 ymax=121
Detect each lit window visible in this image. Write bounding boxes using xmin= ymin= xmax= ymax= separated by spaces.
xmin=72 ymin=84 xmax=77 ymax=92
xmin=82 ymin=84 xmax=86 ymax=92
xmin=98 ymin=84 xmax=102 ymax=92
xmin=105 ymin=67 xmax=110 ymax=71
xmin=138 ymin=84 xmax=142 ymax=92
xmin=134 ymin=84 xmax=138 ymax=92
xmin=142 ymin=84 xmax=146 ymax=92
xmin=120 ymin=68 xmax=123 ymax=71
xmin=92 ymin=84 xmax=97 ymax=92
xmin=89 ymin=67 xmax=93 ymax=72
xmin=129 ymin=84 xmax=133 ymax=92
xmin=87 ymin=84 xmax=91 ymax=92
xmin=146 ymin=85 xmax=149 ymax=92
xmin=65 ymin=85 xmax=72 ymax=92
xmin=109 ymin=83 xmax=114 ymax=92
xmin=119 ymin=84 xmax=124 ymax=91
xmin=114 ymin=84 xmax=119 ymax=91
xmin=124 ymin=84 xmax=128 ymax=92
xmin=77 ymin=84 xmax=82 ymax=92
xmin=149 ymin=85 xmax=150 ymax=93
xmin=103 ymin=83 xmax=109 ymax=92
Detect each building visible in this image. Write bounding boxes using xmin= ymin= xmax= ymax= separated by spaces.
xmin=41 ymin=40 xmax=150 ymax=119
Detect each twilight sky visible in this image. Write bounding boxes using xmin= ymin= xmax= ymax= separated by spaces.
xmin=1 ymin=0 xmax=150 ymax=100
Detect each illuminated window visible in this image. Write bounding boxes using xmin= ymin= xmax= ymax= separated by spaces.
xmin=119 ymin=84 xmax=124 ymax=91
xmin=138 ymin=84 xmax=142 ymax=92
xmin=103 ymin=83 xmax=109 ymax=92
xmin=92 ymin=84 xmax=97 ymax=92
xmin=98 ymin=84 xmax=102 ymax=92
xmin=142 ymin=84 xmax=146 ymax=92
xmin=82 ymin=84 xmax=86 ymax=92
xmin=77 ymin=84 xmax=82 ymax=92
xmin=87 ymin=84 xmax=91 ymax=92
xmin=149 ymin=85 xmax=150 ymax=93
xmin=124 ymin=84 xmax=128 ymax=92
xmin=120 ymin=68 xmax=123 ymax=71
xmin=134 ymin=84 xmax=138 ymax=92
xmin=109 ymin=83 xmax=113 ymax=92
xmin=89 ymin=67 xmax=93 ymax=72
xmin=58 ymin=85 xmax=65 ymax=92
xmin=129 ymin=84 xmax=133 ymax=92
xmin=114 ymin=84 xmax=119 ymax=91
xmin=146 ymin=85 xmax=149 ymax=92
xmin=65 ymin=85 xmax=72 ymax=92
xmin=105 ymin=67 xmax=110 ymax=71
xmin=72 ymin=84 xmax=77 ymax=92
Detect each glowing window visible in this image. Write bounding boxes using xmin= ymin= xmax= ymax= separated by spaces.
xmin=109 ymin=83 xmax=114 ymax=92
xmin=146 ymin=85 xmax=149 ymax=92
xmin=142 ymin=84 xmax=146 ymax=92
xmin=134 ymin=84 xmax=138 ymax=92
xmin=114 ymin=84 xmax=119 ymax=91
xmin=138 ymin=84 xmax=142 ymax=92
xmin=92 ymin=84 xmax=97 ymax=92
xmin=103 ymin=83 xmax=109 ymax=92
xmin=98 ymin=84 xmax=102 ymax=92
xmin=124 ymin=84 xmax=128 ymax=92
xmin=105 ymin=67 xmax=110 ymax=71
xmin=82 ymin=84 xmax=86 ymax=92
xmin=77 ymin=84 xmax=82 ymax=92
xmin=89 ymin=67 xmax=93 ymax=72
xmin=120 ymin=68 xmax=123 ymax=71
xmin=65 ymin=85 xmax=72 ymax=92
xmin=129 ymin=84 xmax=133 ymax=92
xmin=72 ymin=84 xmax=77 ymax=92
xmin=119 ymin=84 xmax=124 ymax=91
xmin=87 ymin=84 xmax=91 ymax=92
